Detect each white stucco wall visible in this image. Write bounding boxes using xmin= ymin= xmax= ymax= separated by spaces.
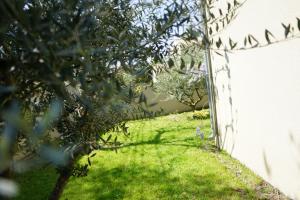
xmin=208 ymin=0 xmax=300 ymax=199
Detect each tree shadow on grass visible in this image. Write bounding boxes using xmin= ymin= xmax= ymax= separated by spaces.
xmin=61 ymin=125 xmax=248 ymax=200
xmin=103 ymin=126 xmax=217 ymax=152
xmin=14 ymin=167 xmax=58 ymax=200
xmin=62 ymin=164 xmax=254 ymax=200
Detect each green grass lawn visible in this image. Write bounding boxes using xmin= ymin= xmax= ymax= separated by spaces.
xmin=60 ymin=112 xmax=266 ymax=200
xmin=15 ymin=112 xmax=278 ymax=200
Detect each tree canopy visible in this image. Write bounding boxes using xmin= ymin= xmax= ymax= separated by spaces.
xmin=0 ymin=0 xmax=202 ymax=198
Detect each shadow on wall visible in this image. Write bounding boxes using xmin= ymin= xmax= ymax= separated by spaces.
xmin=212 ymin=49 xmax=300 ymax=200
xmin=212 ymin=49 xmax=238 ymax=154
xmin=262 ymin=150 xmax=272 ymax=177
xmin=288 ymin=131 xmax=300 ymax=170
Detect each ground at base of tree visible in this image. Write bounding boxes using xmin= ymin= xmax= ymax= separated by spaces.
xmin=15 ymin=112 xmax=287 ymax=200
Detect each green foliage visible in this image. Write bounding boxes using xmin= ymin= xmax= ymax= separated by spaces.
xmin=154 ymin=41 xmax=208 ymax=111
xmin=72 ymin=164 xmax=89 ymax=177
xmin=0 ymin=1 xmax=145 ymax=181
xmin=0 ymin=0 xmax=198 ymax=197
xmin=192 ymin=109 xmax=210 ymax=120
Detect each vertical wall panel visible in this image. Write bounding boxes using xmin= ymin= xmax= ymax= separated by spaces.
xmin=209 ymin=0 xmax=300 ymax=198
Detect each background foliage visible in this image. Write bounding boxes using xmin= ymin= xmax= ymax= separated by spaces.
xmin=154 ymin=41 xmax=208 ymax=111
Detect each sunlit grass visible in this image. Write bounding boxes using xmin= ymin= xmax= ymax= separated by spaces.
xmin=60 ymin=112 xmax=264 ymax=200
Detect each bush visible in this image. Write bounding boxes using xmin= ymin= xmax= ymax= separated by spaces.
xmin=192 ymin=109 xmax=210 ymax=120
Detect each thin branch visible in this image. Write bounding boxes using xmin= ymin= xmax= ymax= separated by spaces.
xmin=209 ymin=33 xmax=300 ymax=52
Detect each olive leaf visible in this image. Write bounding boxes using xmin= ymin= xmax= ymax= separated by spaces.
xmin=229 ymin=38 xmax=237 ymax=49
xmin=227 ymin=2 xmax=231 ymax=12
xmin=190 ymin=58 xmax=195 ymax=69
xmin=215 ymin=51 xmax=224 ymax=57
xmin=219 ymin=9 xmax=223 ymax=16
xmin=87 ymin=157 xmax=91 ymax=166
xmin=155 ymin=22 xmax=162 ymax=32
xmin=216 ymin=37 xmax=222 ymax=48
xmin=265 ymin=29 xmax=275 ymax=44
xmin=106 ymin=134 xmax=112 ymax=143
xmin=249 ymin=34 xmax=259 ymax=43
xmin=210 ymin=38 xmax=214 ymax=46
xmin=244 ymin=37 xmax=248 ymax=46
xmin=98 ymin=136 xmax=106 ymax=144
xmin=139 ymin=93 xmax=147 ymax=103
xmin=222 ymin=20 xmax=225 ymax=28
xmin=168 ymin=58 xmax=175 ymax=68
xmin=180 ymin=58 xmax=185 ymax=70
xmin=281 ymin=23 xmax=291 ymax=38
xmin=209 ymin=27 xmax=213 ymax=35
xmin=248 ymin=35 xmax=252 ymax=45
xmin=215 ymin=23 xmax=219 ymax=32
xmin=233 ymin=0 xmax=239 ymax=6
xmin=90 ymin=153 xmax=97 ymax=157
xmin=197 ymin=61 xmax=202 ymax=69
xmin=243 ymin=34 xmax=259 ymax=48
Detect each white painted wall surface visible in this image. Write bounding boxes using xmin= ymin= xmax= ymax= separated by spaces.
xmin=208 ymin=0 xmax=300 ymax=199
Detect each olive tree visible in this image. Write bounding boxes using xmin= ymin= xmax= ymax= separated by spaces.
xmin=154 ymin=41 xmax=208 ymax=111
xmin=0 ymin=0 xmax=198 ymax=198
xmin=2 ymin=0 xmax=296 ymax=198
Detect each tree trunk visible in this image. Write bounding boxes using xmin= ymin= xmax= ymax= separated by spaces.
xmin=48 ymin=161 xmax=74 ymax=200
xmin=48 ymin=145 xmax=84 ymax=200
xmin=191 ymin=105 xmax=196 ymax=112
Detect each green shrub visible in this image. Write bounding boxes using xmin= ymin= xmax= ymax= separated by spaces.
xmin=192 ymin=109 xmax=210 ymax=120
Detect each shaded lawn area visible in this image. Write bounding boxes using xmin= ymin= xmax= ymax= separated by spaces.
xmin=14 ymin=167 xmax=58 ymax=200
xmin=15 ymin=112 xmax=274 ymax=200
